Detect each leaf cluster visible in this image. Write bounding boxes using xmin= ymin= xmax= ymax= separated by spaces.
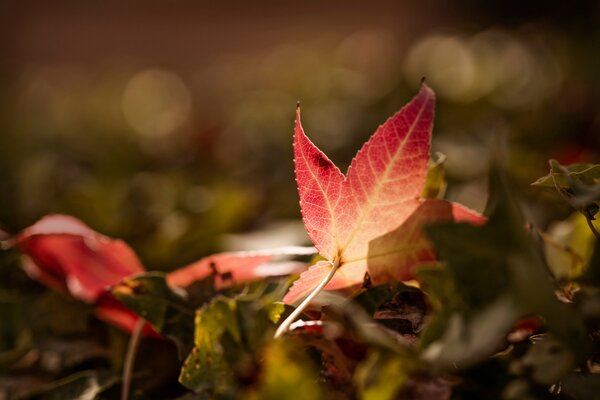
xmin=1 ymin=90 xmax=600 ymax=399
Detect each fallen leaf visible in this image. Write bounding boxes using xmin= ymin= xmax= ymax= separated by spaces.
xmin=166 ymin=246 xmax=314 ymax=289
xmin=285 ymin=86 xmax=483 ymax=304
xmin=13 ymin=215 xmax=145 ymax=303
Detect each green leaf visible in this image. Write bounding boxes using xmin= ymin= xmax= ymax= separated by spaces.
xmin=111 ymin=272 xmax=196 ymax=358
xmin=355 ymin=350 xmax=415 ymax=400
xmin=179 ymin=290 xmax=283 ymax=394
xmin=532 ymin=161 xmax=600 ymax=188
xmin=246 ymin=339 xmax=324 ymax=400
xmin=541 ymin=212 xmax=596 ymax=280
xmin=421 ymin=152 xmax=447 ymax=199
xmin=179 ymin=296 xmax=239 ymax=394
xmin=533 ymin=159 xmax=600 ymax=221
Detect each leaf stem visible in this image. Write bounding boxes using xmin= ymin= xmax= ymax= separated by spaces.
xmin=585 ymin=217 xmax=600 ymax=240
xmin=274 ymin=259 xmax=340 ymax=338
xmin=121 ymin=318 xmax=145 ymax=400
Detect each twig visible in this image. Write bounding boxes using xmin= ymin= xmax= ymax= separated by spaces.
xmin=121 ymin=318 xmax=145 ymax=400
xmin=274 ymin=259 xmax=340 ymax=338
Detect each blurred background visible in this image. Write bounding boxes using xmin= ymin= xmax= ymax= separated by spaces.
xmin=0 ymin=0 xmax=598 ymax=270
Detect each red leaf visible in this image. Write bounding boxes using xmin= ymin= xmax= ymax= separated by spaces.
xmin=286 ymin=86 xmax=484 ymax=304
xmin=166 ymin=246 xmax=313 ymax=289
xmin=14 ymin=215 xmax=145 ymax=303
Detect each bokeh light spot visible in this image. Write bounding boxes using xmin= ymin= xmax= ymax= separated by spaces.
xmin=122 ymin=68 xmax=191 ymax=138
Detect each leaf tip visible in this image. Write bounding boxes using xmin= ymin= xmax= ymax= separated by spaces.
xmin=419 ymin=79 xmax=436 ymax=101
xmin=294 ymin=101 xmax=302 ymax=126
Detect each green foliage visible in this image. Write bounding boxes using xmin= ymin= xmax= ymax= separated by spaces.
xmin=179 ymin=284 xmax=288 ymax=396
xmin=423 ymin=168 xmax=586 ymax=370
xmin=355 ymin=351 xmax=412 ymax=400
xmin=2 ymin=85 xmax=600 ymax=399
xmin=6 ymin=160 xmax=600 ymax=399
xmin=246 ymin=340 xmax=325 ymax=400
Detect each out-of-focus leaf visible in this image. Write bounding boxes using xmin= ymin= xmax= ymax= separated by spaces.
xmin=13 ymin=214 xmax=145 ymax=303
xmin=421 ymin=296 xmax=519 ymax=368
xmin=32 ymin=370 xmax=119 ymax=400
xmin=422 ymin=166 xmax=586 ymax=369
xmin=532 ymin=162 xmax=600 ymax=188
xmin=533 ymin=160 xmax=600 ymax=221
xmin=166 ymin=246 xmax=314 ymax=289
xmin=540 ymin=212 xmax=596 ymax=280
xmin=246 ymin=339 xmax=324 ymax=400
xmin=355 ymin=350 xmax=415 ymax=400
xmin=514 ymin=334 xmax=575 ymax=386
xmin=561 ymin=373 xmax=600 ymax=400
xmin=110 ymin=272 xmax=195 ymax=356
xmin=421 ymin=152 xmax=447 ymax=199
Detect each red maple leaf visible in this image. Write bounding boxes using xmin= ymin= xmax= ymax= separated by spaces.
xmin=283 ymin=85 xmax=484 ymax=305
